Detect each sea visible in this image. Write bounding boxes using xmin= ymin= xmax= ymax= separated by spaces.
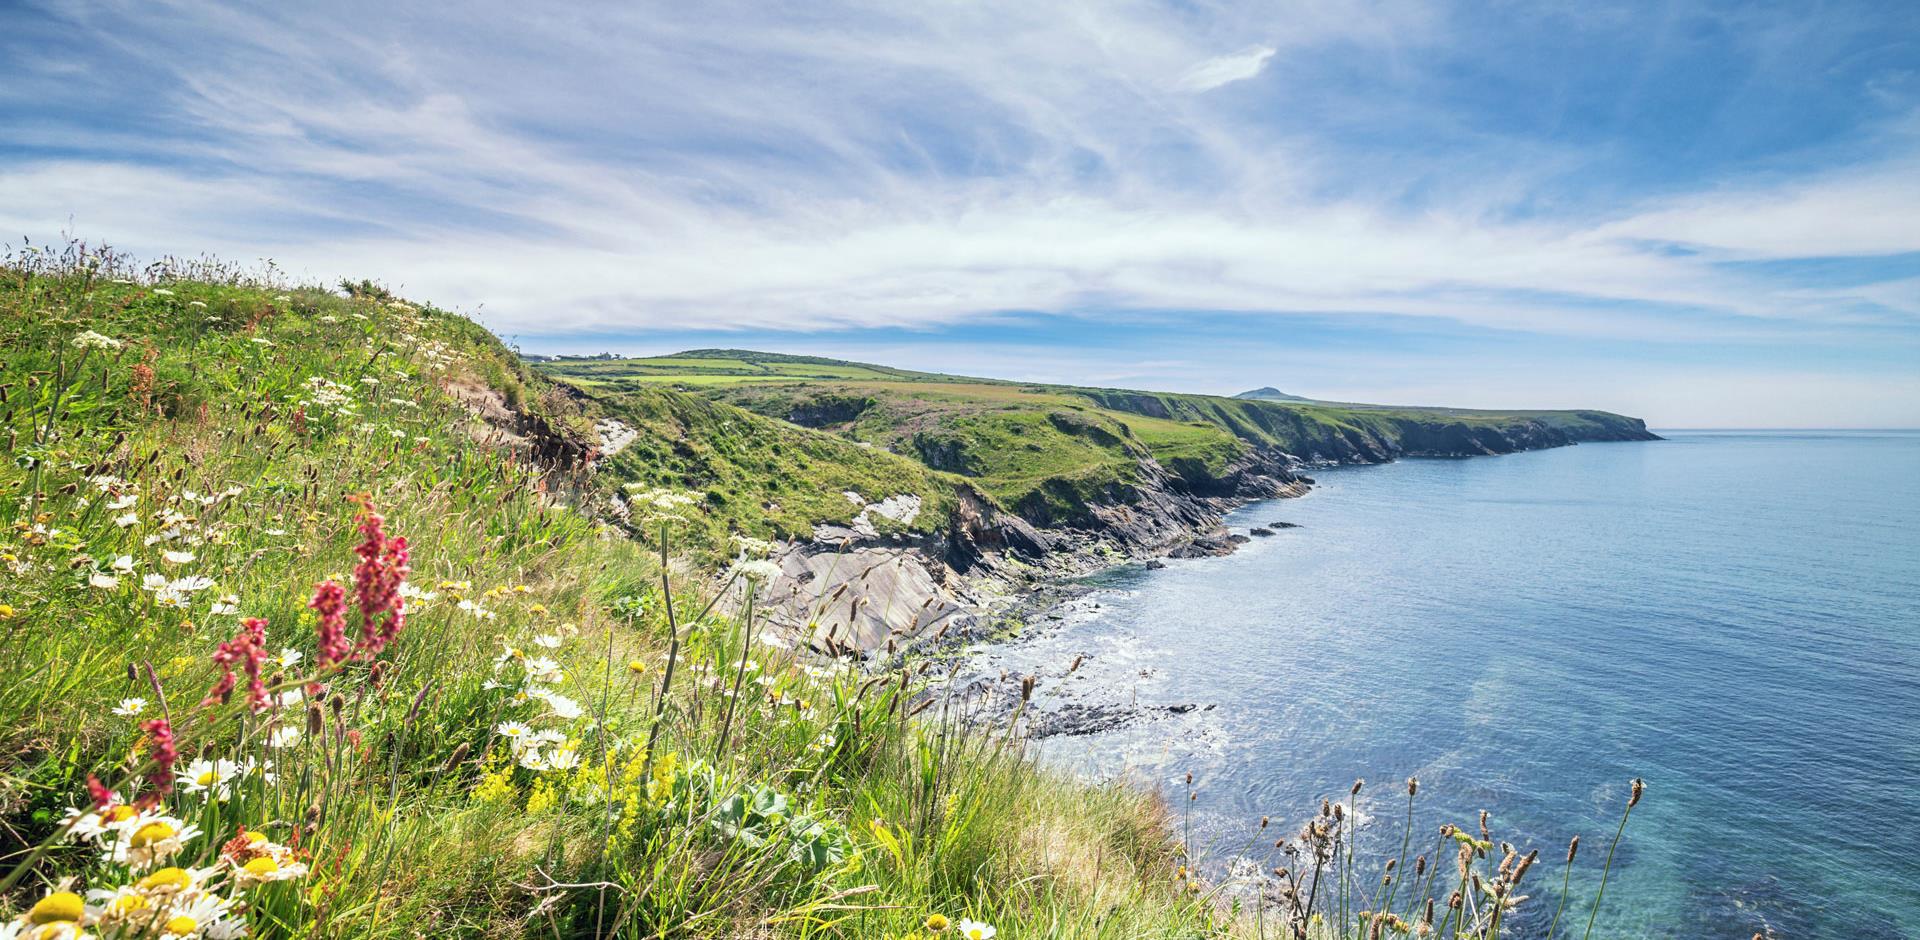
xmin=964 ymin=430 xmax=1920 ymax=939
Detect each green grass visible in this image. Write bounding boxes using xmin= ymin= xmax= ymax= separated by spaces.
xmin=0 ymin=246 xmax=1643 ymax=940
xmin=540 ymin=351 xmax=1654 ymax=528
xmin=0 ymin=246 xmax=1229 ymax=939
xmin=583 ymin=384 xmax=961 ymax=556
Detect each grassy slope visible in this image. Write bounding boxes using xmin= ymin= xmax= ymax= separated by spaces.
xmin=0 ymin=252 xmax=1218 ymax=938
xmin=575 ymin=384 xmax=960 ymax=555
xmin=537 ymin=350 xmax=1653 ymax=526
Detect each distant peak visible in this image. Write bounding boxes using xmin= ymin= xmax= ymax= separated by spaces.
xmin=1234 ymin=386 xmax=1311 ymax=402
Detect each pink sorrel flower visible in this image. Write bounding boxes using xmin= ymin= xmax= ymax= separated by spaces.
xmin=349 ymin=506 xmax=409 ymax=659
xmin=138 ymin=717 xmax=177 ymax=807
xmin=204 ymin=617 xmax=270 ymax=712
xmin=310 ymin=579 xmax=351 ymax=675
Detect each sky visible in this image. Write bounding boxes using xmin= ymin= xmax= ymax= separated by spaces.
xmin=3 ymin=1 xmax=1919 ymax=427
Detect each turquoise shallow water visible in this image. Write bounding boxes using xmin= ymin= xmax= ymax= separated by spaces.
xmin=972 ymin=431 xmax=1920 ymax=938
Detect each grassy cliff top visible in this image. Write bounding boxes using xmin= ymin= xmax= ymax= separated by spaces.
xmin=0 ymin=250 xmax=1221 ymax=938
xmin=537 ymin=350 xmax=1656 ymax=524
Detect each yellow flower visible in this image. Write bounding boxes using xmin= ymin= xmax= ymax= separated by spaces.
xmin=924 ymin=913 xmax=951 ymax=933
xmin=0 ymin=603 xmax=15 ymax=620
xmin=137 ymin=867 xmax=191 ymax=891
xmin=130 ymin=820 xmax=178 ymax=847
xmin=29 ymin=891 xmax=84 ymax=924
xmin=626 ymin=659 xmax=649 ymax=675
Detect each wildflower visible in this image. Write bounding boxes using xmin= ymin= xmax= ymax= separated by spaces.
xmin=731 ymin=559 xmax=782 ymax=583
xmin=108 ymin=812 xmax=200 ymax=868
xmin=89 ymin=572 xmax=121 ymax=590
xmin=64 ymin=797 xmax=138 ymax=843
xmin=113 ymin=698 xmax=148 ymax=718
xmin=138 ymin=717 xmax=178 ymax=803
xmin=275 ymin=647 xmax=302 ymax=668
xmin=152 ymin=288 xmax=174 ymax=296
xmin=0 ymin=604 xmax=14 ymax=620
xmin=522 ymin=656 xmax=563 ymax=683
xmin=955 ymin=919 xmax=995 ymax=940
xmin=111 ymin=555 xmax=135 ymax=573
xmin=202 ymin=617 xmax=269 ymax=712
xmin=107 ymin=494 xmax=138 ymax=511
xmin=156 ymin=890 xmax=240 ymax=937
xmin=233 ymin=851 xmax=308 ymax=885
xmin=495 ymin=721 xmax=534 ymax=750
xmin=531 ymin=688 xmax=583 ymax=720
xmin=161 ymin=550 xmax=195 ymax=565
xmin=72 ymin=330 xmax=124 ymax=351
xmin=225 ymin=831 xmax=309 ymax=887
xmin=545 ymin=745 xmax=582 ymax=772
xmin=626 ymin=659 xmax=649 ymax=676
xmin=114 ymin=512 xmax=140 ymax=528
xmin=925 ymin=914 xmax=951 ymax=933
xmin=176 ymin=759 xmax=241 ymax=800
xmin=309 ymin=579 xmax=351 ymax=674
xmin=207 ymin=596 xmax=239 ymax=616
xmin=532 ymin=634 xmax=561 ymax=649
xmin=349 ymin=505 xmax=409 ymax=658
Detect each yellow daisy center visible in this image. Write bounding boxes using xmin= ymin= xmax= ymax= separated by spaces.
xmin=165 ymin=914 xmax=199 ymax=934
xmin=196 ymin=770 xmax=217 ymax=786
xmin=130 ymin=820 xmax=177 ymax=847
xmin=28 ymin=891 xmax=84 ymax=924
xmin=924 ymin=914 xmax=950 ymax=932
xmin=106 ymin=804 xmax=137 ymax=822
xmin=113 ymin=893 xmax=151 ymax=913
xmin=138 ymin=867 xmax=191 ymax=890
xmin=243 ymin=856 xmax=280 ymax=875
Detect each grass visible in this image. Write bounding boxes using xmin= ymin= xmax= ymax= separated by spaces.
xmin=536 ymin=353 xmax=1654 ymax=531
xmin=0 ymin=242 xmax=1641 ymax=939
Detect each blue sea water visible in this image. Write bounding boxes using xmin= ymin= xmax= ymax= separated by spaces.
xmin=971 ymin=431 xmax=1920 ymax=939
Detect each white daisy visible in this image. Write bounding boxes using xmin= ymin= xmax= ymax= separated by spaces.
xmin=176 ymin=759 xmax=241 ymax=800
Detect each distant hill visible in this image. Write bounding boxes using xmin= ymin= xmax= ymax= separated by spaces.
xmin=1234 ymin=386 xmax=1313 ymax=403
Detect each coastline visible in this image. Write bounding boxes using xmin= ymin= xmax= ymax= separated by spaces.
xmin=752 ymin=430 xmax=1658 ymax=670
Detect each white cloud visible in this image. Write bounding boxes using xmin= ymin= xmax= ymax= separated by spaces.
xmin=1175 ymin=46 xmax=1278 ymax=92
xmin=1597 ymin=160 xmax=1920 ymax=259
xmin=0 ymin=0 xmax=1916 ymax=367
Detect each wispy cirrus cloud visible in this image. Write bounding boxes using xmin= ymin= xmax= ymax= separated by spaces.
xmin=1176 ymin=46 xmax=1278 ymax=92
xmin=1 ymin=0 xmax=1918 ymax=423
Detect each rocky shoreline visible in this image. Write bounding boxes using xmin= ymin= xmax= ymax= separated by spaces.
xmin=750 ymin=433 xmax=1659 ymax=739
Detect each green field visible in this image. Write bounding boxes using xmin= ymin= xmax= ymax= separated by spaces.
xmin=538 ymin=350 xmax=1655 ymax=525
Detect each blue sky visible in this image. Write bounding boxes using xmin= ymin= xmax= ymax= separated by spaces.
xmin=4 ymin=1 xmax=1918 ymax=426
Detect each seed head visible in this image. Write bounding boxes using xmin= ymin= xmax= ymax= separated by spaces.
xmin=1407 ymin=776 xmax=1418 ymax=796
xmin=1512 ymin=849 xmax=1538 ymax=885
xmin=1628 ymin=778 xmax=1645 ymax=808
xmin=1567 ymin=834 xmax=1580 ymax=863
